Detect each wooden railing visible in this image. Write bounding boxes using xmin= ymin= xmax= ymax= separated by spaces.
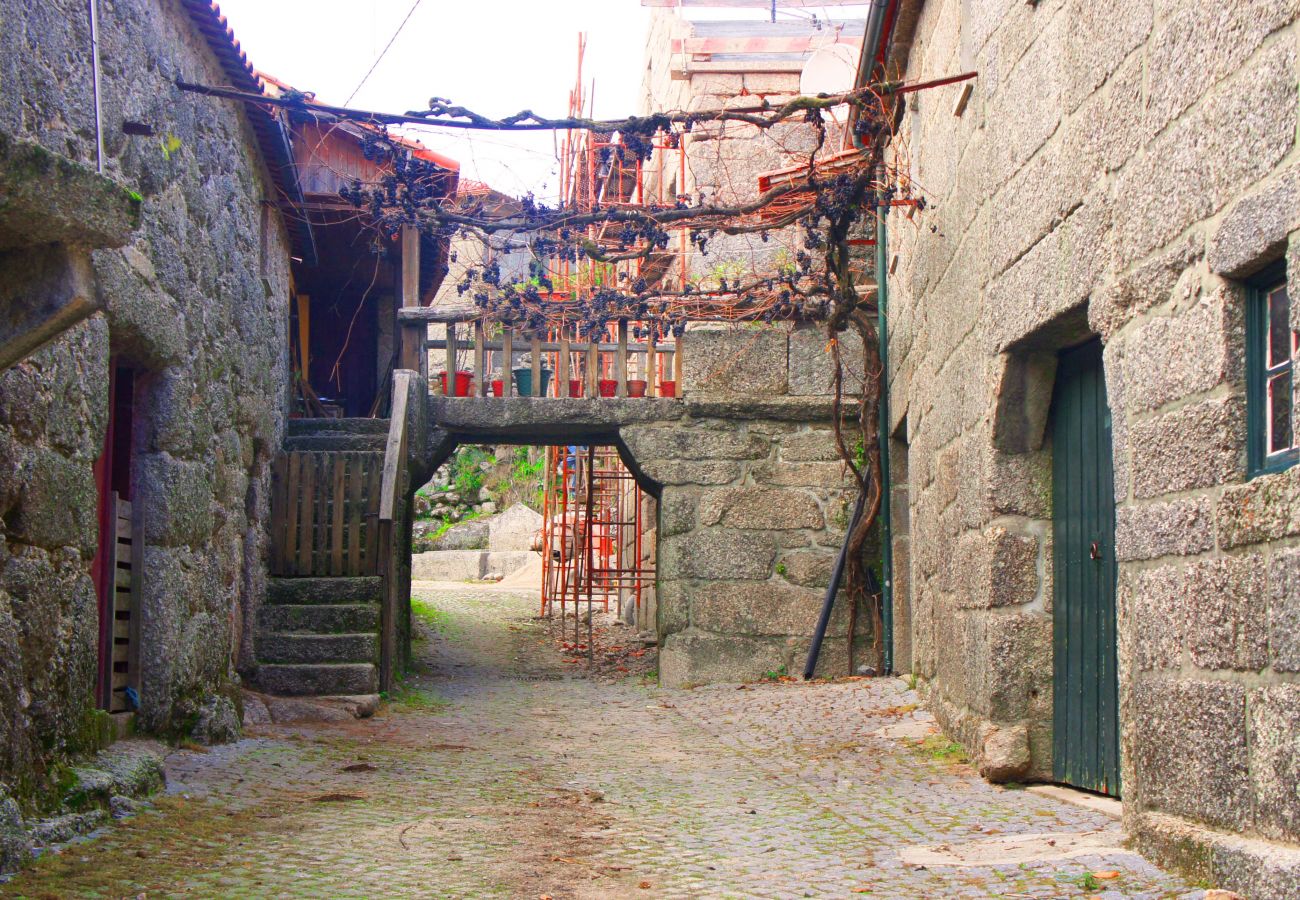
xmin=376 ymin=369 xmax=415 ymax=691
xmin=397 ymin=307 xmax=685 ymax=399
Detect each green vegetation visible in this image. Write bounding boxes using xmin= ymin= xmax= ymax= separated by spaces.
xmin=761 ymin=665 xmax=788 ymax=682
xmin=775 ymin=562 xmax=788 ymax=576
xmin=917 ymin=735 xmax=968 ymax=763
xmin=411 ymin=596 xmax=457 ymax=638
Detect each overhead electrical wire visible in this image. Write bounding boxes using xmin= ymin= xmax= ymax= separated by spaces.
xmin=345 ymin=0 xmax=425 ymax=105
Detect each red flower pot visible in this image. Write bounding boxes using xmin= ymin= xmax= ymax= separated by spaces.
xmin=627 ymin=379 xmax=647 ymax=398
xmin=439 ymin=370 xmax=474 ymax=397
xmin=598 ymin=379 xmax=618 ymax=398
xmin=491 ymin=379 xmax=504 ymax=397
xmin=659 ymin=380 xmax=677 ymax=398
xmin=568 ymin=379 xmax=583 ymax=398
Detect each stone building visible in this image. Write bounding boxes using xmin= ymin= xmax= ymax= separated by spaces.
xmin=875 ymin=0 xmax=1300 ymax=894
xmin=0 ymin=0 xmax=307 ymax=854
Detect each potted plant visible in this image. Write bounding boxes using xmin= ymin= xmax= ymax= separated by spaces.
xmin=627 ymin=379 xmax=647 ymax=397
xmin=439 ymin=370 xmax=474 ymax=396
xmin=567 ymin=378 xmax=583 ymax=398
xmin=490 ymin=371 xmax=505 ymax=397
xmin=598 ymin=378 xmax=618 ymax=397
xmin=659 ymin=380 xmax=677 ymax=398
xmin=513 ymin=366 xmax=553 ymax=397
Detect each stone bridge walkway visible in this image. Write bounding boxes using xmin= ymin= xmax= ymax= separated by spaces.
xmin=3 ymin=588 xmax=1200 ymax=899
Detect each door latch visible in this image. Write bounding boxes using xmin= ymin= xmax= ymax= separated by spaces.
xmin=1090 ymin=540 xmax=1101 ymax=561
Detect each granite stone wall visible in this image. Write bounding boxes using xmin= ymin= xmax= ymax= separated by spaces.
xmin=884 ymin=0 xmax=1300 ymax=894
xmin=0 ymin=0 xmax=291 ymax=810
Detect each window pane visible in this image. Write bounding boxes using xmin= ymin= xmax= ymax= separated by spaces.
xmin=1268 ymin=370 xmax=1293 ymax=454
xmin=1268 ymin=285 xmax=1291 ymax=368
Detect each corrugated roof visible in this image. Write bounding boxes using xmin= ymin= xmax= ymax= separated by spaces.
xmin=179 ymin=1 xmax=317 ymax=264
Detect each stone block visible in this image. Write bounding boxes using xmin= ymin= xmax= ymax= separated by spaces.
xmin=989 ymin=527 xmax=1040 ymax=607
xmin=1144 ymin=0 xmax=1298 ymax=140
xmin=751 ymin=459 xmax=856 ymax=489
xmin=1115 ymin=497 xmax=1215 ymax=562
xmin=1185 ymin=555 xmax=1268 ymax=671
xmin=487 ymin=502 xmax=542 ymax=552
xmin=134 ymin=452 xmax=214 ymax=547
xmin=979 ymin=722 xmax=1031 ymax=783
xmin=621 ymin=424 xmax=768 ymax=461
xmin=656 ymin=580 xmax=691 ymax=634
xmin=1131 ymin=679 xmax=1250 ymax=830
xmin=1115 ymin=39 xmax=1296 ymax=269
xmin=1216 ymin=466 xmax=1300 ymax=549
xmin=411 ymin=551 xmax=483 ymax=582
xmin=697 ymin=487 xmax=822 ymax=531
xmin=779 ymin=550 xmax=835 ymax=589
xmin=779 ymin=428 xmax=842 ymax=462
xmin=432 ymin=518 xmax=488 ymax=551
xmin=681 ymin=328 xmax=787 ymax=397
xmin=1248 ymin=684 xmax=1300 ymax=841
xmin=1267 ymin=548 xmax=1300 ymax=672
xmin=988 ymin=448 xmax=1051 ymax=518
xmin=1118 ymin=286 xmax=1242 ymax=415
xmin=659 ymin=530 xmax=777 ymax=581
xmin=1209 ymin=166 xmax=1300 ymax=278
xmin=1130 ymin=396 xmax=1245 ymax=499
xmin=1089 ymin=234 xmax=1203 ymax=340
xmin=788 ymin=324 xmax=865 ymax=397
xmin=658 ymin=490 xmax=697 ymax=537
xmin=1119 ymin=564 xmax=1186 ymax=671
xmin=690 ymin=580 xmax=829 ymax=637
xmin=659 ymin=629 xmax=785 ymax=688
xmin=983 ymin=612 xmax=1052 ymax=721
xmin=6 ymin=445 xmax=97 ymax=553
xmin=635 ymin=459 xmax=744 ymax=487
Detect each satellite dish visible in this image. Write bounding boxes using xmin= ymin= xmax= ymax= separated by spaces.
xmin=800 ymin=43 xmax=859 ymax=97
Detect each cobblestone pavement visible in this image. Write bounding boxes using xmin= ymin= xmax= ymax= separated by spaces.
xmin=3 ymin=586 xmax=1202 ymax=899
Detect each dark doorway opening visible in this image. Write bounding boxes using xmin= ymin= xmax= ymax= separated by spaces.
xmin=93 ymin=364 xmax=142 ymax=713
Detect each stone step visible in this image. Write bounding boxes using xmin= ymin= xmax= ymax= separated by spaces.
xmin=267 ymin=576 xmax=382 ymax=606
xmin=256 ymin=663 xmax=378 ymax=696
xmin=287 ymin=417 xmax=389 ymax=436
xmin=259 ymin=603 xmax=379 ymax=634
xmin=283 ymin=435 xmax=386 ymax=451
xmin=259 ymin=633 xmax=377 ymax=664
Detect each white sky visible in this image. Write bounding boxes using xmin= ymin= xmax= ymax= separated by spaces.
xmin=215 ymin=1 xmax=872 ymax=200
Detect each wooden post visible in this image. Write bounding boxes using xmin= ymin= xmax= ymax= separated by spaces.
xmin=401 ymin=225 xmax=420 ymax=306
xmin=586 ymin=340 xmax=599 ymax=398
xmin=474 ymin=321 xmax=485 ymax=396
xmin=616 ymin=320 xmax=628 ymax=398
xmin=673 ymin=330 xmax=684 ymax=391
xmin=558 ymin=329 xmax=571 ymax=397
xmin=531 ymin=335 xmax=542 ymax=397
xmin=502 ymin=327 xmax=514 ymax=396
xmin=445 ymin=323 xmax=457 ymax=395
xmin=647 ymin=327 xmax=658 ymax=398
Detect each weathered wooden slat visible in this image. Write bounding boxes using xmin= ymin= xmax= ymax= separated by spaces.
xmin=297 ymin=452 xmax=315 ymax=575
xmin=425 ymin=338 xmax=674 ymax=353
xmin=586 ymin=341 xmax=599 ymax=398
xmin=285 ymin=453 xmax=301 ymax=576
xmin=531 ymin=336 xmax=542 ymax=397
xmin=331 ymin=455 xmax=345 ymax=576
xmin=366 ymin=456 xmax=382 ymax=572
xmin=674 ymin=332 xmax=685 ymax=388
xmin=502 ymin=328 xmax=514 ymax=397
xmin=446 ymin=323 xmax=457 ymax=394
xmin=670 ymin=34 xmax=857 ymax=55
xmin=558 ymin=332 xmax=571 ymax=394
xmin=348 ymin=454 xmax=363 ymax=575
xmin=647 ymin=328 xmax=659 ymax=397
xmin=474 ymin=321 xmax=485 ymax=396
xmin=616 ymin=320 xmax=628 ymax=397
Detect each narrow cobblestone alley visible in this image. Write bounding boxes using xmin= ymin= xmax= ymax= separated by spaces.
xmin=3 ymin=585 xmax=1200 ymax=899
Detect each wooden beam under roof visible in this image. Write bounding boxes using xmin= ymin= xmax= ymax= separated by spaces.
xmin=644 ymin=0 xmax=867 ymax=7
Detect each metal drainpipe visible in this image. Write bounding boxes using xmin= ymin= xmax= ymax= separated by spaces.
xmin=89 ymin=0 xmax=104 ymax=174
xmin=875 ymin=189 xmax=894 ymax=675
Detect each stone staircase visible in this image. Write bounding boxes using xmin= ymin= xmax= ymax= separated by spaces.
xmin=256 ymin=418 xmax=390 ymax=696
xmin=256 ymin=576 xmax=382 ymax=695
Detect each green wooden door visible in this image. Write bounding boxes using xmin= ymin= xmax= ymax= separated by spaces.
xmin=1051 ymin=340 xmax=1120 ymax=796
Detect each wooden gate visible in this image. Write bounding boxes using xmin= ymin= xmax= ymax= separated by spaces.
xmin=1051 ymin=340 xmax=1120 ymax=796
xmin=270 ymin=451 xmax=383 ymax=576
